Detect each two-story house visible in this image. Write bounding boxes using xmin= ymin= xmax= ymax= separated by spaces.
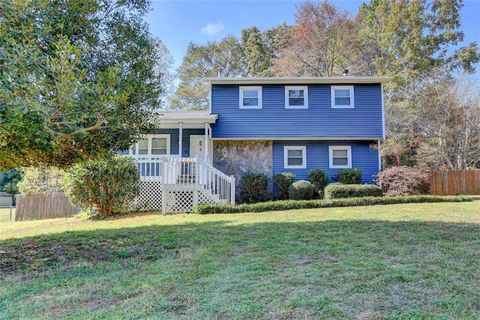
xmin=127 ymin=76 xmax=390 ymax=213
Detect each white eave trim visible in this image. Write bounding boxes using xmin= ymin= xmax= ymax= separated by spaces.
xmin=154 ymin=112 xmax=218 ymax=124
xmin=211 ymin=137 xmax=381 ymax=141
xmin=205 ymin=76 xmax=392 ymax=85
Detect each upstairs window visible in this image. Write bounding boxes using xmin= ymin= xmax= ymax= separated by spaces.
xmin=239 ymin=86 xmax=262 ymax=109
xmin=284 ymin=146 xmax=307 ymax=169
xmin=329 ymin=146 xmax=352 ymax=168
xmin=331 ymin=86 xmax=354 ymax=108
xmin=285 ymin=86 xmax=308 ymax=109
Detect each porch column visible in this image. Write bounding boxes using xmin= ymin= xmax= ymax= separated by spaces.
xmin=204 ymin=122 xmax=208 ymax=160
xmin=179 ymin=122 xmax=183 ymax=157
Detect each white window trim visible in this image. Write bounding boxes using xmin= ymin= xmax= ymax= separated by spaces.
xmin=284 ymin=146 xmax=307 ymax=169
xmin=285 ymin=86 xmax=308 ymax=109
xmin=331 ymin=85 xmax=354 ymax=109
xmin=239 ymin=86 xmax=262 ymax=109
xmin=129 ymin=134 xmax=171 ymax=156
xmin=329 ymin=146 xmax=352 ymax=169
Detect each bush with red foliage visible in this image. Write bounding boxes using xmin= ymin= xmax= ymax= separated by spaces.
xmin=377 ymin=166 xmax=431 ymax=196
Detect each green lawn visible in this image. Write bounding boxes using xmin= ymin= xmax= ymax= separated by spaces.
xmin=1 ymin=201 xmax=479 ymax=319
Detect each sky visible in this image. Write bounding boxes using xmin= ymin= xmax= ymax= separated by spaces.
xmin=146 ymin=0 xmax=480 ymax=78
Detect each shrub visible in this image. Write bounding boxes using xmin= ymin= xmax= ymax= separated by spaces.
xmin=308 ymin=169 xmax=328 ymax=196
xmin=324 ymin=183 xmax=383 ymax=199
xmin=336 ymin=168 xmax=362 ymax=184
xmin=17 ymin=167 xmax=64 ymax=195
xmin=196 ymin=195 xmax=471 ymax=214
xmin=273 ymin=172 xmax=295 ymax=200
xmin=240 ymin=173 xmax=270 ymax=203
xmin=63 ymin=155 xmax=139 ymax=217
xmin=288 ymin=180 xmax=318 ymax=200
xmin=377 ymin=166 xmax=431 ymax=196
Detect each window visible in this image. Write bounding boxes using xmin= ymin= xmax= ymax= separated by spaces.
xmin=239 ymin=86 xmax=262 ymax=109
xmin=331 ymin=86 xmax=354 ymax=108
xmin=138 ymin=138 xmax=149 ymax=155
xmin=329 ymin=146 xmax=352 ymax=168
xmin=130 ymin=135 xmax=170 ymax=156
xmin=284 ymin=146 xmax=307 ymax=169
xmin=151 ymin=137 xmax=168 ymax=155
xmin=285 ymin=86 xmax=308 ymax=109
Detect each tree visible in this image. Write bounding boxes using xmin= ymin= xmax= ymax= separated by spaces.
xmin=241 ymin=24 xmax=293 ymax=76
xmin=357 ymin=0 xmax=480 ymax=86
xmin=411 ymin=72 xmax=480 ymax=169
xmin=355 ymin=0 xmax=480 ymax=167
xmin=17 ymin=167 xmax=64 ymax=195
xmin=263 ymin=24 xmax=293 ymax=62
xmin=241 ymin=27 xmax=273 ymax=76
xmin=271 ymin=1 xmax=360 ymax=76
xmin=170 ymin=37 xmax=246 ymax=110
xmin=0 ymin=169 xmax=22 ymax=195
xmin=0 ymin=0 xmax=167 ymax=170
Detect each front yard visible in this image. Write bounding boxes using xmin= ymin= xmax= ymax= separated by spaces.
xmin=1 ymin=201 xmax=479 ymax=319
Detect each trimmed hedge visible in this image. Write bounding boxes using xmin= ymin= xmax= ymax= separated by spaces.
xmin=196 ymin=195 xmax=472 ymax=214
xmin=324 ymin=183 xmax=383 ymax=199
xmin=288 ymin=180 xmax=317 ymax=200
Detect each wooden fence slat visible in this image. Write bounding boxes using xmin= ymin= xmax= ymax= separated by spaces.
xmin=15 ymin=192 xmax=77 ymax=221
xmin=430 ymin=169 xmax=480 ymax=195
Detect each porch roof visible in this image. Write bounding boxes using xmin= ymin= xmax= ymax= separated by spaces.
xmin=153 ymin=111 xmax=217 ymax=126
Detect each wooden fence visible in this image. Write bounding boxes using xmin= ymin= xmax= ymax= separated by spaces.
xmin=15 ymin=192 xmax=78 ymax=221
xmin=430 ymin=170 xmax=480 ymax=195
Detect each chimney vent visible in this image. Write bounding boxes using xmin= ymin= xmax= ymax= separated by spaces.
xmin=342 ymin=69 xmax=349 ymax=76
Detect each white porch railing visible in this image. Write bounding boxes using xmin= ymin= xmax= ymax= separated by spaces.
xmin=133 ymin=156 xmax=235 ymax=207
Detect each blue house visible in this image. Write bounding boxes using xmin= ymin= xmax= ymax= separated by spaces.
xmin=128 ymin=76 xmax=389 ymax=213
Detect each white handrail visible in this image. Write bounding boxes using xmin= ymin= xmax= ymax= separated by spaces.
xmin=133 ymin=155 xmax=235 ymax=205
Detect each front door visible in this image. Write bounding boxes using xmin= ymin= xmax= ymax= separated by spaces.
xmin=190 ymin=135 xmax=206 ymax=161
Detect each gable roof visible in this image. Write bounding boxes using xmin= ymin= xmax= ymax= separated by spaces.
xmin=205 ymin=76 xmax=392 ymax=85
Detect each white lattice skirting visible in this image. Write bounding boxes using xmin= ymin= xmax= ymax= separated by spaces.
xmin=128 ymin=181 xmax=163 ymax=211
xmin=129 ymin=183 xmax=222 ymax=214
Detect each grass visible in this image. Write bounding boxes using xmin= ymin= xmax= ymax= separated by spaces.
xmin=1 ymin=201 xmax=479 ymax=319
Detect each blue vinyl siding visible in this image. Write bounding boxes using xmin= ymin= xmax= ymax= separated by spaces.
xmin=211 ymin=84 xmax=383 ymax=138
xmin=272 ymin=140 xmax=379 ymax=184
xmin=154 ymin=128 xmax=205 ymax=157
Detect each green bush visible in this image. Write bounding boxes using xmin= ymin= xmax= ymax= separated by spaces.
xmin=64 ymin=155 xmax=139 ymax=217
xmin=308 ymin=169 xmax=328 ymax=196
xmin=324 ymin=183 xmax=383 ymax=199
xmin=196 ymin=196 xmax=472 ymax=214
xmin=240 ymin=173 xmax=270 ymax=203
xmin=273 ymin=172 xmax=295 ymax=200
xmin=288 ymin=180 xmax=318 ymax=200
xmin=336 ymin=168 xmax=362 ymax=184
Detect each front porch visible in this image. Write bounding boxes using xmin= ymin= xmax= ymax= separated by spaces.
xmin=126 ymin=112 xmax=235 ymax=213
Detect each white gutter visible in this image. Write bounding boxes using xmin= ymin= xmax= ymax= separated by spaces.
xmin=205 ymin=76 xmax=393 ymax=85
